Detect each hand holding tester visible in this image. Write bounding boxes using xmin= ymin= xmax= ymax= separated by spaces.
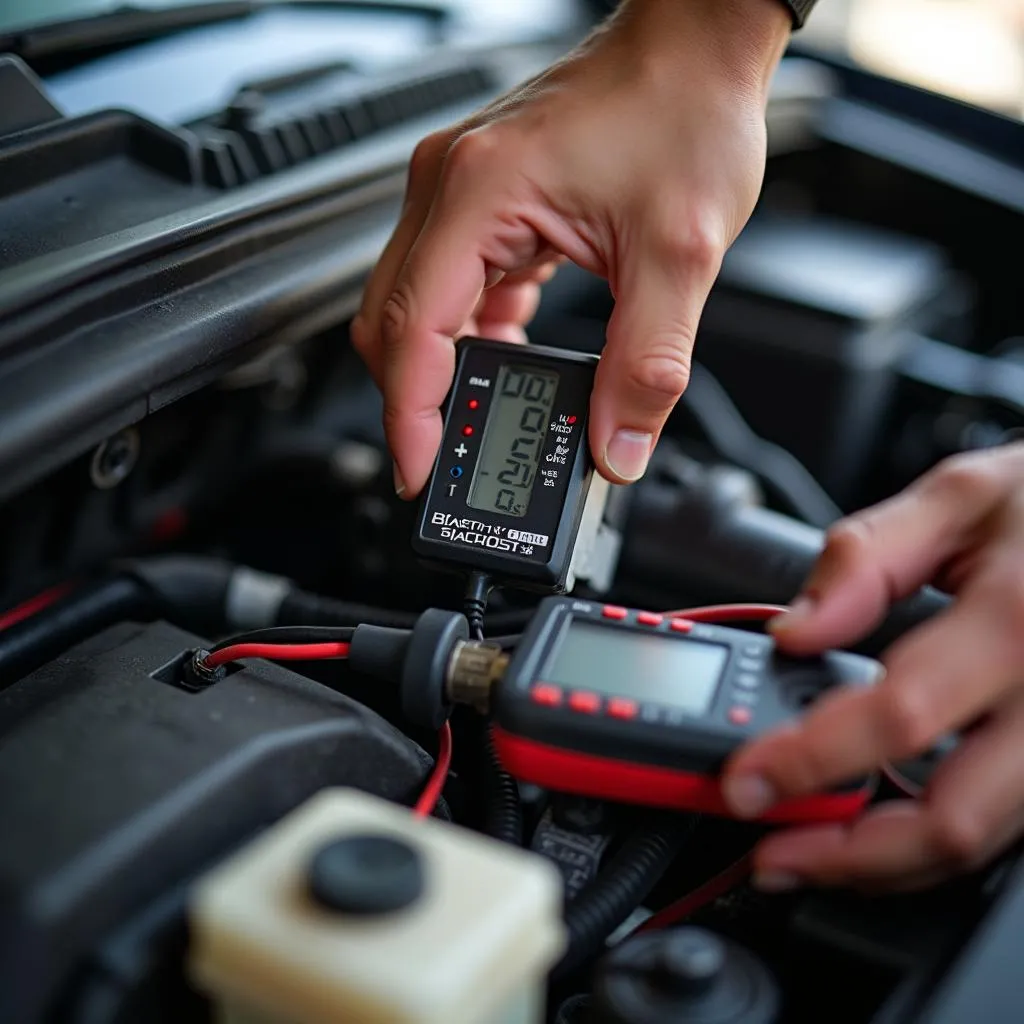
xmin=489 ymin=597 xmax=883 ymax=823
xmin=412 ymin=338 xmax=612 ymax=593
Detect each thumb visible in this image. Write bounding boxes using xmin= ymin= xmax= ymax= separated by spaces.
xmin=590 ymin=228 xmax=720 ymax=484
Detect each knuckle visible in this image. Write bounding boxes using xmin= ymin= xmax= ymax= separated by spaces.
xmin=443 ymin=127 xmax=502 ymax=179
xmin=350 ymin=314 xmax=372 ymax=356
xmin=811 ymin=517 xmax=876 ymax=585
xmin=626 ymin=345 xmax=692 ymax=405
xmin=381 ymin=403 xmax=403 ymax=434
xmin=648 ymin=207 xmax=724 ymax=276
xmin=822 ymin=518 xmax=872 ymax=565
xmin=380 ymin=288 xmax=413 ymax=356
xmin=655 ymin=227 xmax=721 ymax=276
xmin=409 ymin=130 xmax=451 ymax=180
xmin=876 ymin=685 xmax=936 ymax=758
xmin=932 ymin=809 xmax=987 ymax=868
xmin=923 ymin=452 xmax=1005 ymax=508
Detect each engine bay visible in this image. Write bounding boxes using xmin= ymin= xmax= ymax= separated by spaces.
xmin=1 ymin=3 xmax=1024 ymax=1022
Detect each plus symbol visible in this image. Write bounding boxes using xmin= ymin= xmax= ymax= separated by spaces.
xmin=454 ymin=444 xmax=468 ymax=458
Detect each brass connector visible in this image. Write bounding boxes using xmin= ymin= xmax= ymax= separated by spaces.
xmin=446 ymin=641 xmax=509 ymax=714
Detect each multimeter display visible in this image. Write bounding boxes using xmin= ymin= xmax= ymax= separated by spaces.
xmin=468 ymin=364 xmax=559 ymax=518
xmin=412 ymin=338 xmax=602 ymax=592
xmin=544 ymin=621 xmax=728 ymax=717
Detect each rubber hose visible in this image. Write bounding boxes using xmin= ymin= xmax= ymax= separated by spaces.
xmin=276 ymin=590 xmax=421 ymax=629
xmin=277 ymin=588 xmax=535 ymax=634
xmin=123 ymin=555 xmax=235 ymax=635
xmin=553 ymin=813 xmax=697 ymax=980
xmin=0 ymin=575 xmax=155 ymax=689
xmin=483 ymin=728 xmax=523 ymax=845
xmin=621 ymin=464 xmax=949 ymax=655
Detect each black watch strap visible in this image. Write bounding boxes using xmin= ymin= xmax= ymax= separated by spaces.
xmin=778 ymin=0 xmax=818 ymax=28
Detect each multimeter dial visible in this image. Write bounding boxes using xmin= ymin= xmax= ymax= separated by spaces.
xmin=412 ymin=338 xmax=601 ymax=592
xmin=491 ymin=597 xmax=883 ymax=823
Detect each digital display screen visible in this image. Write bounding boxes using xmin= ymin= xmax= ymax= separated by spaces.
xmin=468 ymin=364 xmax=558 ymax=518
xmin=543 ymin=621 xmax=728 ymax=717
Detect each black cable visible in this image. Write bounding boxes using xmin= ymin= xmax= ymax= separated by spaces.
xmin=276 ymin=581 xmax=533 ymax=634
xmin=459 ymin=572 xmax=521 ymax=842
xmin=463 ymin=571 xmax=492 ymax=641
xmin=482 ymin=726 xmax=524 ymax=846
xmin=275 ymin=591 xmax=422 ymax=630
xmin=553 ymin=812 xmax=697 ymax=980
xmin=683 ymin=363 xmax=842 ymax=528
xmin=208 ymin=625 xmax=356 ymax=653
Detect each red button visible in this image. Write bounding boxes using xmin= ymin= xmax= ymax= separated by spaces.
xmin=637 ymin=612 xmax=663 ymax=627
xmin=728 ymin=706 xmax=752 ymax=726
xmin=670 ymin=618 xmax=693 ymax=633
xmin=462 ymin=425 xmax=474 ymax=436
xmin=569 ymin=691 xmax=601 ymax=714
xmin=602 ymin=605 xmax=628 ymax=620
xmin=468 ymin=399 xmax=479 ymax=410
xmin=531 ymin=684 xmax=562 ymax=707
xmin=607 ymin=697 xmax=638 ymax=720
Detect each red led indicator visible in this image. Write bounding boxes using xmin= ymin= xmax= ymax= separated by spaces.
xmin=468 ymin=399 xmax=479 ymax=410
xmin=567 ymin=415 xmax=577 ymax=424
xmin=462 ymin=425 xmax=474 ymax=437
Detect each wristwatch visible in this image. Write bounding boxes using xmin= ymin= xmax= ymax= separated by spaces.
xmin=777 ymin=0 xmax=819 ymax=28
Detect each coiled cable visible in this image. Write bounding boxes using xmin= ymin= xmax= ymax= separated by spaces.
xmin=553 ymin=812 xmax=697 ymax=979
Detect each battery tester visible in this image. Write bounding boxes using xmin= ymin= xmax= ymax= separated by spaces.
xmin=412 ymin=337 xmax=613 ymax=594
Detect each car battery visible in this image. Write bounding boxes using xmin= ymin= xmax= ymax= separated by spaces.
xmin=695 ymin=215 xmax=970 ymax=506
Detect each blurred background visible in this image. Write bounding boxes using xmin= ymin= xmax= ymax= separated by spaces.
xmin=3 ymin=0 xmax=1023 ymax=118
xmin=801 ymin=0 xmax=1024 ymax=119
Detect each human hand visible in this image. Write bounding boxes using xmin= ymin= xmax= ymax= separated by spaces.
xmin=721 ymin=443 xmax=1024 ymax=893
xmin=351 ymin=0 xmax=791 ymax=497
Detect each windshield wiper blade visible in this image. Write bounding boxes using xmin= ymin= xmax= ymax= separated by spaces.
xmin=0 ymin=1 xmax=448 ymax=62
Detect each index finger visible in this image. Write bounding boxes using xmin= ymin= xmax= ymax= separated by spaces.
xmin=380 ymin=217 xmax=487 ymax=496
xmin=379 ymin=133 xmax=550 ymax=496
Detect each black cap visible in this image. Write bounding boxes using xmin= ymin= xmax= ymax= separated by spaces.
xmin=653 ymin=929 xmax=725 ymax=995
xmin=307 ymin=833 xmax=424 ymax=915
xmin=591 ymin=927 xmax=780 ymax=1024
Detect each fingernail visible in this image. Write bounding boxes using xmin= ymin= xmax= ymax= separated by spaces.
xmin=722 ymin=775 xmax=776 ymax=818
xmin=754 ymin=870 xmax=802 ymax=893
xmin=393 ymin=462 xmax=406 ymax=497
xmin=769 ymin=594 xmax=815 ymax=633
xmin=605 ymin=430 xmax=653 ymax=482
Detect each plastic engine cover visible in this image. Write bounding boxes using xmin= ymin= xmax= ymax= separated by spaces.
xmin=0 ymin=620 xmax=436 ymax=1024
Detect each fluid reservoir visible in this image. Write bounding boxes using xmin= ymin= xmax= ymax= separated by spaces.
xmin=188 ymin=787 xmax=566 ymax=1024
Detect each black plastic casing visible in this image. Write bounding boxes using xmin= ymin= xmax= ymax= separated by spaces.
xmin=494 ymin=597 xmax=882 ymax=775
xmin=412 ymin=338 xmax=599 ymax=592
xmin=0 ymin=620 xmax=435 ymax=1024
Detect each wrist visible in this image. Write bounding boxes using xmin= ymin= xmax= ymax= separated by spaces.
xmin=611 ymin=0 xmax=792 ymax=104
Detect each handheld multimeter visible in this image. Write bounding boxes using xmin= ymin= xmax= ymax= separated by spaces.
xmin=412 ymin=337 xmax=612 ymax=593
xmin=490 ymin=597 xmax=883 ymax=823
